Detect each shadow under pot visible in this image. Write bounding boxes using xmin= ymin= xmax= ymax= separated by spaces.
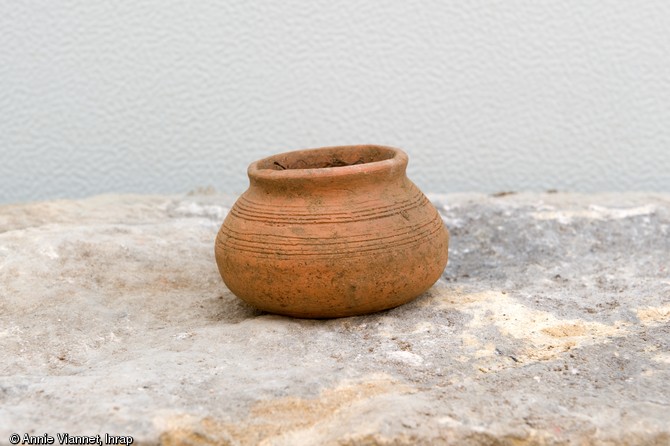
xmin=214 ymin=145 xmax=449 ymax=318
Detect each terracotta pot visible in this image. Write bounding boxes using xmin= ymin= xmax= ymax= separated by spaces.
xmin=215 ymin=145 xmax=449 ymax=318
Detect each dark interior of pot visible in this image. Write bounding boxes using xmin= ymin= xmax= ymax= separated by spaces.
xmin=259 ymin=146 xmax=396 ymax=171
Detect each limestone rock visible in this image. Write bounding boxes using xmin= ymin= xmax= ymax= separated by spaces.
xmin=1 ymin=192 xmax=669 ymax=445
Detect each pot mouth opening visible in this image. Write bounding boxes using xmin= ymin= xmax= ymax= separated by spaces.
xmin=257 ymin=145 xmax=396 ymax=171
xmin=249 ymin=145 xmax=407 ymax=182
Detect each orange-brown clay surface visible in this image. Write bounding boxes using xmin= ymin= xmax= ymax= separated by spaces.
xmin=215 ymin=145 xmax=449 ymax=318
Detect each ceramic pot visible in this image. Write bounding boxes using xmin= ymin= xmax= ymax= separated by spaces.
xmin=215 ymin=145 xmax=449 ymax=318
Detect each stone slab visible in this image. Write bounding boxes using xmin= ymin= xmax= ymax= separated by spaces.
xmin=0 ymin=192 xmax=669 ymax=445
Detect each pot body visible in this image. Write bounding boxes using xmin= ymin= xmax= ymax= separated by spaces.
xmin=215 ymin=145 xmax=448 ymax=318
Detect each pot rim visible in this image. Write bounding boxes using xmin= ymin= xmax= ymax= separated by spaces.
xmin=248 ymin=144 xmax=408 ymax=182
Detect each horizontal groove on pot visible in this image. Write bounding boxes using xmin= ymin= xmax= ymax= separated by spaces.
xmin=230 ymin=190 xmax=427 ymax=224
xmin=217 ymin=214 xmax=444 ymax=258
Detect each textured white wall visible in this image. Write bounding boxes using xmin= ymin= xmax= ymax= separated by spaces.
xmin=2 ymin=1 xmax=670 ymax=204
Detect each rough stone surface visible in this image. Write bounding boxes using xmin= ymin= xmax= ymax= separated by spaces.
xmin=1 ymin=192 xmax=669 ymax=445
